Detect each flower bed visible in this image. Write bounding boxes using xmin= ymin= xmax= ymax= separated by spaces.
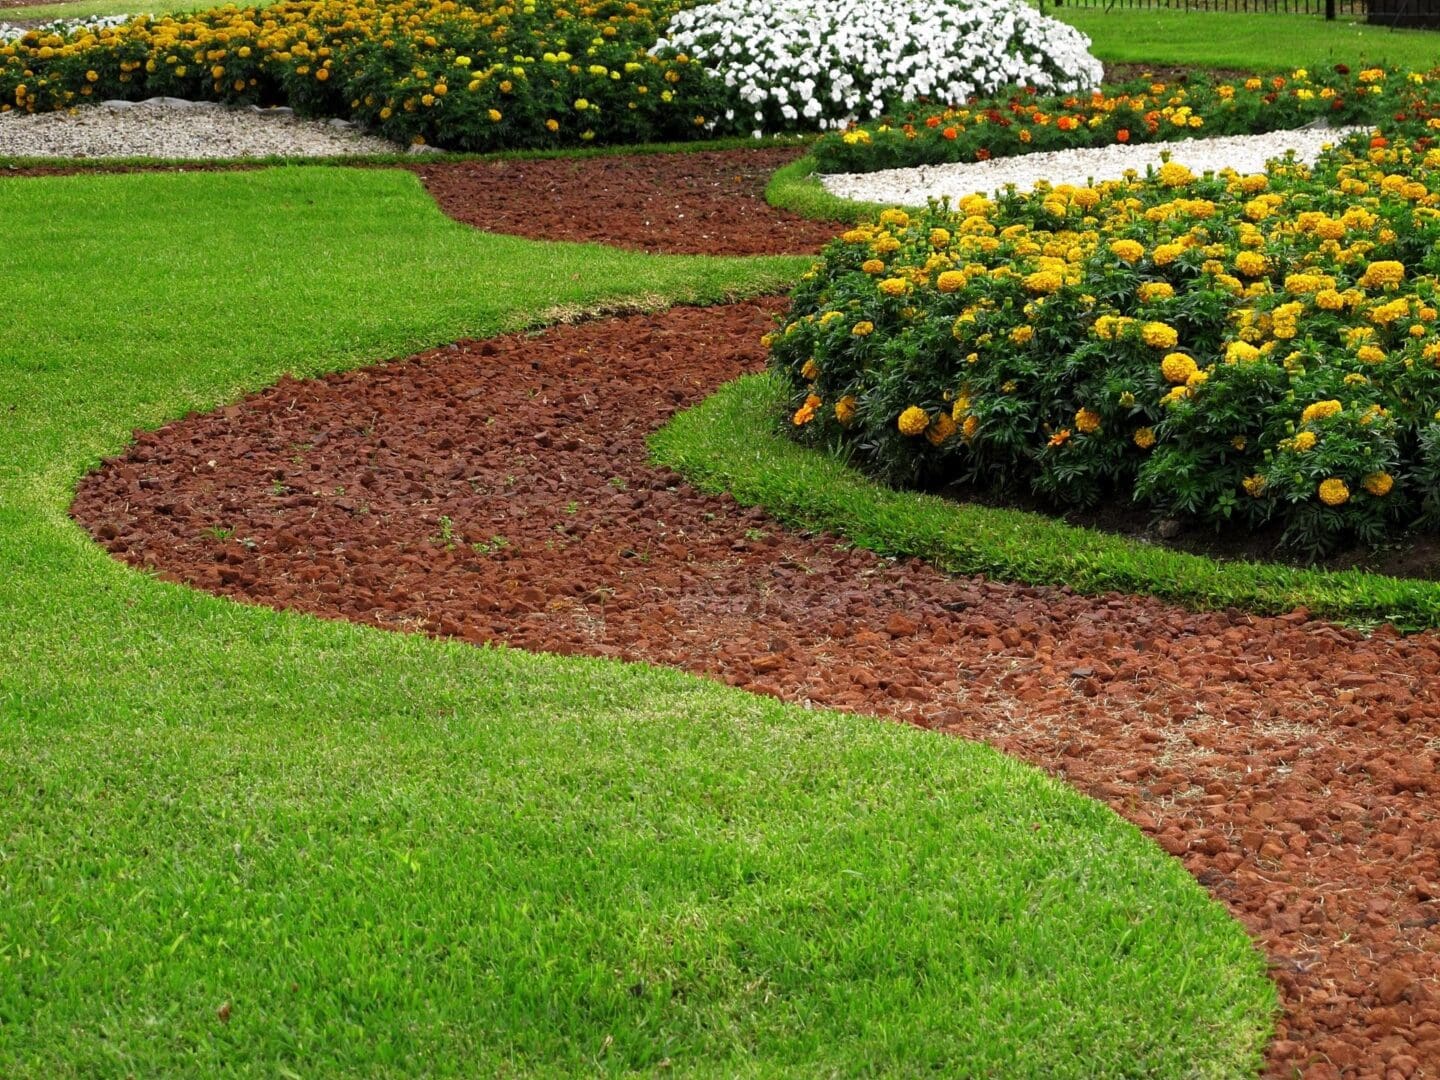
xmin=0 ymin=0 xmax=1102 ymax=151
xmin=771 ymin=134 xmax=1440 ymax=554
xmin=652 ymin=0 xmax=1100 ymax=137
xmin=812 ymin=67 xmax=1440 ymax=174
xmin=0 ymin=0 xmax=726 ymax=151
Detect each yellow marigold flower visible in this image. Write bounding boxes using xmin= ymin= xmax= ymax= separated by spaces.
xmin=861 ymin=258 xmax=885 ymax=274
xmin=1137 ymin=281 xmax=1174 ymax=302
xmin=1234 ymin=250 xmax=1268 ymax=278
xmin=898 ymin=406 xmax=930 ymax=437
xmin=1318 ymin=478 xmax=1350 ymax=506
xmin=961 ymin=414 xmax=980 ymax=440
xmin=1357 ymin=344 xmax=1387 ymax=364
xmin=1141 ymin=322 xmax=1179 ymax=349
xmin=487 ymin=108 xmax=502 ymax=122
xmin=878 ymin=277 xmax=909 ymax=297
xmin=1293 ymin=430 xmax=1318 ymax=452
xmin=1242 ymin=474 xmax=1266 ymax=497
xmin=936 ymin=270 xmax=967 ymax=293
xmin=926 ymin=412 xmax=958 ymax=446
xmin=852 ymin=321 xmax=874 ymax=337
xmin=1011 ymin=325 xmax=1034 ymax=345
xmin=1119 ymin=391 xmax=1136 ymax=408
xmin=929 ymin=228 xmax=951 ymax=249
xmin=834 ymin=395 xmax=858 ymax=426
xmin=1186 ymin=369 xmax=1209 ymax=388
xmin=801 ymin=359 xmax=820 ymax=381
xmin=1152 ymin=243 xmax=1184 ymax=266
xmin=1359 ymin=260 xmax=1405 ymax=289
xmin=1075 ymin=408 xmax=1101 ymax=434
xmin=1316 ymin=289 xmax=1346 ymax=311
xmin=1161 ymin=352 xmax=1198 ymax=384
xmin=1363 ymin=471 xmax=1394 ymax=496
xmin=1157 ymin=161 xmax=1195 ymax=188
xmin=1133 ymin=427 xmax=1156 ymax=449
xmin=878 ymin=209 xmax=910 ymax=228
xmin=1109 ymin=239 xmax=1144 ymax=264
xmin=1231 ymin=436 xmax=1247 ymax=451
xmin=1162 ymin=385 xmax=1191 ymax=406
xmin=545 ymin=118 xmax=560 ymax=132
xmin=1301 ymin=399 xmax=1342 ymax=424
xmin=1048 ymin=428 xmax=1072 ymax=448
xmin=1224 ymin=341 xmax=1260 ymax=364
xmin=1024 ymin=270 xmax=1064 ymax=294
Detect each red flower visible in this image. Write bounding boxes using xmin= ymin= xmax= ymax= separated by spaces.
xmin=975 ymin=147 xmax=990 ymax=160
xmin=1116 ymin=128 xmax=1130 ymax=143
xmin=942 ymin=126 xmax=958 ymax=140
xmin=925 ymin=115 xmax=940 ymax=128
xmin=1371 ymin=135 xmax=1390 ymax=148
xmin=1335 ymin=63 xmax=1351 ymax=75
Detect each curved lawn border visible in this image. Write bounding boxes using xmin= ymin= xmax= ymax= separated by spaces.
xmin=1 ymin=166 xmax=1275 ymax=1076
xmin=651 ymin=371 xmax=1440 ymax=630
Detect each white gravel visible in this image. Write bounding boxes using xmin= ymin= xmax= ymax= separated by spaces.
xmin=0 ymin=99 xmax=405 ymax=159
xmin=820 ymin=125 xmax=1367 ymax=205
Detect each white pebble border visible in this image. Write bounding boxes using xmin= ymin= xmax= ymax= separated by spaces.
xmin=0 ymin=98 xmax=407 ymax=159
xmin=820 ymin=125 xmax=1367 ymax=205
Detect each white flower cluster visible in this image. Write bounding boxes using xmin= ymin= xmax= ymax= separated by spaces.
xmin=652 ymin=0 xmax=1103 ymax=136
xmin=0 ymin=14 xmax=131 ymax=44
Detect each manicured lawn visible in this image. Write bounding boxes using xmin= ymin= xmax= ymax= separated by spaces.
xmin=0 ymin=166 xmax=1274 ymax=1074
xmin=1051 ymin=8 xmax=1440 ymax=71
xmin=1 ymin=0 xmax=275 ymax=20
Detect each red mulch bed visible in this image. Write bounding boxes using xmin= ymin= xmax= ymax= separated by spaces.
xmin=72 ymin=300 xmax=1440 ymax=1079
xmin=410 ymin=147 xmax=843 ymax=255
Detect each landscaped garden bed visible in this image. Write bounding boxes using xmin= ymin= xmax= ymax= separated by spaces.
xmin=12 ymin=1 xmax=1440 ymax=1075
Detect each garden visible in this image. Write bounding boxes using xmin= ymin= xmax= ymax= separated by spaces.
xmin=2 ymin=0 xmax=1440 ymax=1076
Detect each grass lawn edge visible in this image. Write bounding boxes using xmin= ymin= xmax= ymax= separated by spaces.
xmin=651 ymin=371 xmax=1440 ymax=630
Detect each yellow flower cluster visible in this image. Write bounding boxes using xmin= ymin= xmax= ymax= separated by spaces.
xmin=775 ymin=134 xmax=1440 ymax=549
xmin=0 ymin=0 xmax=712 ymax=151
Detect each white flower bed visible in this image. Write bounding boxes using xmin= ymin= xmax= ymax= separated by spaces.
xmin=1 ymin=15 xmax=131 ymax=44
xmin=652 ymin=0 xmax=1103 ymax=136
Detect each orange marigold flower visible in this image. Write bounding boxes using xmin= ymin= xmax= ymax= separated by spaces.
xmin=834 ymin=395 xmax=858 ymax=426
xmin=801 ymin=359 xmax=820 ymax=381
xmin=1075 ymin=407 xmax=1101 ymax=434
xmin=1047 ymin=428 xmax=1072 ymax=448
xmin=926 ymin=412 xmax=958 ymax=445
xmin=936 ymin=270 xmax=967 ymax=293
xmin=1133 ymin=427 xmax=1156 ymax=449
xmin=898 ymin=406 xmax=930 ymax=437
xmin=1363 ymin=471 xmax=1394 ymax=496
xmin=792 ymin=393 xmax=822 ymax=426
xmin=1318 ymin=477 xmax=1350 ymax=506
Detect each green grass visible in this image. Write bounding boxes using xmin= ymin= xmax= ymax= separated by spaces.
xmin=0 ymin=0 xmax=275 ymax=21
xmin=0 ymin=166 xmax=1278 ymax=1073
xmin=1051 ymin=8 xmax=1440 ymax=71
xmin=652 ymin=372 xmax=1440 ymax=630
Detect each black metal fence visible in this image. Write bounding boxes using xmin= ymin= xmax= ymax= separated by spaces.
xmin=1043 ymin=0 xmax=1440 ymax=23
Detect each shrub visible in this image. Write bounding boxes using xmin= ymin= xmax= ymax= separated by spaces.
xmin=0 ymin=0 xmax=727 ymax=151
xmin=770 ymin=135 xmax=1440 ymax=555
xmin=812 ymin=66 xmax=1440 ymax=174
xmin=651 ymin=0 xmax=1102 ymax=136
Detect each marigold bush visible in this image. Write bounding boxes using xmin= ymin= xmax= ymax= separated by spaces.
xmin=812 ymin=66 xmax=1440 ymax=174
xmin=0 ymin=0 xmax=727 ymax=150
xmin=771 ymin=134 xmax=1440 ymax=554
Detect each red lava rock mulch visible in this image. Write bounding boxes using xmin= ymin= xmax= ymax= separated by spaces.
xmin=73 ymin=300 xmax=1440 ymax=1079
xmin=411 ymin=147 xmax=844 ymax=256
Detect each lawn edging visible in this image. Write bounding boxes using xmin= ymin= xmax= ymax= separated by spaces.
xmin=651 ymin=372 xmax=1440 ymax=630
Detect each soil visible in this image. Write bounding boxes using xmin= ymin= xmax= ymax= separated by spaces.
xmin=1102 ymin=62 xmax=1259 ymax=86
xmin=410 ymin=147 xmax=844 ymax=256
xmin=73 ymin=299 xmax=1440 ymax=1079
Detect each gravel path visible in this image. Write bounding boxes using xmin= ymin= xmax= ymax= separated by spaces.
xmin=821 ymin=126 xmax=1367 ymax=204
xmin=0 ymin=100 xmax=402 ymax=159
